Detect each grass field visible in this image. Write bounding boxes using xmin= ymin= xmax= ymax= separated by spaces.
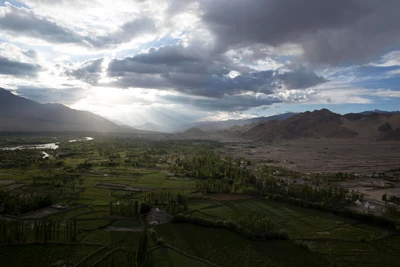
xmin=94 ymin=249 xmax=129 ymax=267
xmin=200 ymin=205 xmax=234 ymax=219
xmin=145 ymin=247 xmax=211 ymax=267
xmin=49 ymin=206 xmax=93 ymax=220
xmin=75 ymin=210 xmax=110 ymax=219
xmin=218 ymin=198 xmax=387 ymax=240
xmin=188 ymin=199 xmax=221 ymax=210
xmin=310 ymin=235 xmax=400 ymax=266
xmin=183 ymin=197 xmax=398 ymax=266
xmin=156 ymin=223 xmax=328 ymax=267
xmin=0 ymin=243 xmax=103 ymax=267
xmin=111 ymin=218 xmax=142 ymax=228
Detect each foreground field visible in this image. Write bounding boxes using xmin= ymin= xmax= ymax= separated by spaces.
xmin=145 ymin=247 xmax=212 ymax=267
xmin=155 ymin=223 xmax=327 ymax=267
xmin=0 ymin=135 xmax=399 ymax=266
xmin=0 ymin=243 xmax=104 ymax=267
xmin=191 ymin=197 xmax=399 ymax=266
xmin=220 ymin=198 xmax=378 ymax=239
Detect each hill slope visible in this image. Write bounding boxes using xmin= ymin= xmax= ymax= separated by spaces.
xmin=181 ymin=127 xmax=208 ymax=139
xmin=0 ymin=88 xmax=140 ymax=133
xmin=244 ymin=109 xmax=400 ymax=142
xmin=193 ymin=113 xmax=296 ymax=132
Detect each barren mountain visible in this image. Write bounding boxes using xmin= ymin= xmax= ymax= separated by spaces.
xmin=181 ymin=127 xmax=208 ymax=139
xmin=244 ymin=109 xmax=400 ymax=142
xmin=358 ymin=110 xmax=400 ymax=116
xmin=0 ymin=88 xmax=146 ymax=133
xmin=193 ymin=113 xmax=296 ymax=132
xmin=134 ymin=122 xmax=163 ymax=132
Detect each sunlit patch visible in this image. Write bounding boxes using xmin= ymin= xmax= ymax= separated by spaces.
xmin=200 ymin=111 xmax=255 ymax=122
xmin=69 ymin=87 xmax=161 ymax=119
xmin=226 ymin=70 xmax=240 ymax=79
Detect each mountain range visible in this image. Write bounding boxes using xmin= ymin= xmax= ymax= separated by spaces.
xmin=181 ymin=109 xmax=400 ymax=141
xmin=191 ymin=113 xmax=297 ymax=132
xmin=1 ymin=88 xmax=399 ymax=141
xmin=242 ymin=109 xmax=400 ymax=141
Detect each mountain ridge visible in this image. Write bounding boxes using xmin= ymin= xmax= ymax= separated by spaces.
xmin=2 ymin=88 xmax=400 ymax=140
xmin=0 ymin=88 xmax=154 ymax=134
xmin=244 ymin=109 xmax=400 ymax=142
xmin=191 ymin=112 xmax=297 ymax=132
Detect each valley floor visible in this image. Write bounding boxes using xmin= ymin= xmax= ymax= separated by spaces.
xmin=0 ymin=135 xmax=399 ymax=266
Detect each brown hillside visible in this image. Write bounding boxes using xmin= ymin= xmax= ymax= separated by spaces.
xmin=0 ymin=88 xmax=153 ymax=134
xmin=182 ymin=127 xmax=208 ymax=138
xmin=245 ymin=110 xmax=400 ymax=142
xmin=244 ymin=109 xmax=358 ymax=142
xmin=341 ymin=113 xmax=390 ymax=139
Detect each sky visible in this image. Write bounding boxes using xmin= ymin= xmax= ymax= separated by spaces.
xmin=1 ymin=0 xmax=400 ymax=130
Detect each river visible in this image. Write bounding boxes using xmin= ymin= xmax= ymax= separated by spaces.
xmin=1 ymin=137 xmax=94 ymax=151
xmin=1 ymin=143 xmax=59 ymax=151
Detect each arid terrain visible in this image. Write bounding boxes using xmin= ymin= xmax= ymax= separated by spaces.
xmin=217 ymin=138 xmax=400 ymax=214
xmin=216 ymin=139 xmax=400 ymax=175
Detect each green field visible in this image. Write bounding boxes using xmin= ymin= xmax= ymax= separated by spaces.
xmin=310 ymin=235 xmax=400 ymax=266
xmin=186 ymin=197 xmax=397 ymax=266
xmin=145 ymin=247 xmax=211 ymax=267
xmin=93 ymin=249 xmax=130 ymax=267
xmin=156 ymin=223 xmax=328 ymax=267
xmin=200 ymin=205 xmax=234 ymax=219
xmin=218 ymin=199 xmax=387 ymax=240
xmin=0 ymin=135 xmax=398 ymax=266
xmin=0 ymin=243 xmax=103 ymax=267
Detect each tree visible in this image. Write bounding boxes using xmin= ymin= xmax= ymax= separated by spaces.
xmin=134 ymin=201 xmax=139 ymax=216
xmin=177 ymin=194 xmax=183 ymax=206
xmin=136 ymin=227 xmax=148 ymax=267
xmin=140 ymin=203 xmax=151 ymax=214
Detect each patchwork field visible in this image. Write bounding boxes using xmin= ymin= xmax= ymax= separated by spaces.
xmin=0 ymin=135 xmax=399 ymax=266
xmin=145 ymin=247 xmax=212 ymax=267
xmin=0 ymin=243 xmax=104 ymax=267
xmin=191 ymin=197 xmax=397 ymax=266
xmin=155 ymin=223 xmax=328 ymax=267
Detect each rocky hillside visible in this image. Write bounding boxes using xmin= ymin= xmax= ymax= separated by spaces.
xmin=244 ymin=109 xmax=400 ymax=142
xmin=181 ymin=127 xmax=208 ymax=139
xmin=193 ymin=113 xmax=296 ymax=132
xmin=0 ymin=88 xmax=145 ymax=133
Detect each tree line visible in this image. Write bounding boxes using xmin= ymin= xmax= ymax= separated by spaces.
xmin=0 ymin=218 xmax=77 ymax=243
xmin=0 ymin=191 xmax=53 ymax=215
xmin=171 ymin=214 xmax=288 ymax=241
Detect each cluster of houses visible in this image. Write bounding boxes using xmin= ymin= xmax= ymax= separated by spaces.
xmin=354 ymin=199 xmax=375 ymax=210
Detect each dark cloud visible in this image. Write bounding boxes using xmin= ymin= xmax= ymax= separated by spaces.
xmin=275 ymin=67 xmax=327 ymax=89
xmin=129 ymin=45 xmax=206 ymax=65
xmin=85 ymin=17 xmax=156 ymax=48
xmin=22 ymin=49 xmax=37 ymax=58
xmin=167 ymin=0 xmax=195 ymax=15
xmin=16 ymin=86 xmax=85 ymax=104
xmin=201 ymin=0 xmax=400 ymax=65
xmin=108 ymin=45 xmax=212 ymax=75
xmin=3 ymin=0 xmax=399 ymax=66
xmin=0 ymin=4 xmax=156 ymax=48
xmin=160 ymin=94 xmax=281 ymax=111
xmin=0 ymin=4 xmax=84 ymax=44
xmin=0 ymin=56 xmax=41 ymax=77
xmin=106 ymin=45 xmax=326 ymax=97
xmin=66 ymin=58 xmax=103 ymax=85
